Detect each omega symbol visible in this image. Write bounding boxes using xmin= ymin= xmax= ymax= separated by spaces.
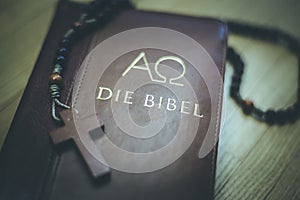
xmin=122 ymin=51 xmax=186 ymax=87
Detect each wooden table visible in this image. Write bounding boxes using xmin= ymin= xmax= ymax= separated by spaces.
xmin=0 ymin=0 xmax=299 ymax=199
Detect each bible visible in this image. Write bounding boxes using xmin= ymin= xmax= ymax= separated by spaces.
xmin=0 ymin=0 xmax=227 ymax=199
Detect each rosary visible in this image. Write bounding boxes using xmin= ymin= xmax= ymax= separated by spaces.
xmin=48 ymin=0 xmax=300 ymax=126
xmin=47 ymin=0 xmax=300 ymax=178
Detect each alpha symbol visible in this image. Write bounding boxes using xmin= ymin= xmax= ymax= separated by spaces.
xmin=122 ymin=51 xmax=186 ymax=87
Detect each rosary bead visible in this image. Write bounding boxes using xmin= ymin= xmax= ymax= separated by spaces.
xmin=230 ymin=87 xmax=238 ymax=98
xmin=79 ymin=13 xmax=88 ymax=22
xmin=84 ymin=18 xmax=97 ymax=26
xmin=265 ymin=109 xmax=276 ymax=124
xmin=52 ymin=64 xmax=63 ymax=74
xmin=232 ymin=53 xmax=241 ymax=63
xmin=285 ymin=107 xmax=297 ymax=123
xmin=59 ymin=38 xmax=71 ymax=48
xmin=274 ymin=110 xmax=288 ymax=124
xmin=244 ymin=99 xmax=254 ymax=107
xmin=64 ymin=29 xmax=75 ymax=39
xmin=241 ymin=100 xmax=254 ymax=114
xmin=241 ymin=106 xmax=252 ymax=115
xmin=231 ymin=75 xmax=241 ymax=84
xmin=56 ymin=47 xmax=69 ymax=56
xmin=252 ymin=107 xmax=264 ymax=119
xmin=54 ymin=55 xmax=66 ymax=65
xmin=230 ymin=82 xmax=240 ymax=92
xmin=235 ymin=64 xmax=244 ymax=75
xmin=49 ymin=73 xmax=63 ymax=85
xmin=72 ymin=21 xmax=85 ymax=31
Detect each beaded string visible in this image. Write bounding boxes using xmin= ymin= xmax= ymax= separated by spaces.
xmin=49 ymin=0 xmax=300 ymax=125
xmin=227 ymin=21 xmax=300 ymax=125
xmin=48 ymin=0 xmax=133 ymax=122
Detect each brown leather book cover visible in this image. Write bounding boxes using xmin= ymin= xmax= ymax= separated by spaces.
xmin=0 ymin=1 xmax=227 ymax=200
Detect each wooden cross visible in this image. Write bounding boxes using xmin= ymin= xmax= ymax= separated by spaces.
xmin=49 ymin=109 xmax=110 ymax=178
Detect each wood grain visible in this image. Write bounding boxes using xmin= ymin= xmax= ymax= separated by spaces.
xmin=0 ymin=0 xmax=299 ymax=199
